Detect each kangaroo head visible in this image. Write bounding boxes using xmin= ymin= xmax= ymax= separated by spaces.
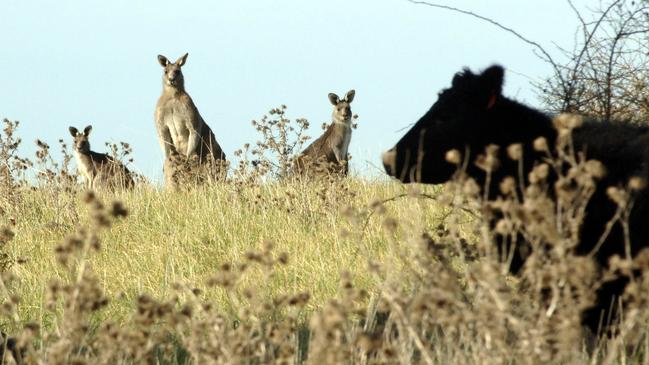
xmin=328 ymin=90 xmax=355 ymax=123
xmin=157 ymin=53 xmax=188 ymax=88
xmin=69 ymin=125 xmax=93 ymax=153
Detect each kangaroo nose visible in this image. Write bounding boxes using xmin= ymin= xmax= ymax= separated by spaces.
xmin=382 ymin=148 xmax=396 ymax=175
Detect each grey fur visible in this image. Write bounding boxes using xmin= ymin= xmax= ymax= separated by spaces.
xmin=154 ymin=53 xmax=227 ymax=187
xmin=69 ymin=125 xmax=134 ymax=190
xmin=295 ymin=90 xmax=355 ymax=175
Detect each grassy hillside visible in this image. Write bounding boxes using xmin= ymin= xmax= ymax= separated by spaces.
xmin=3 ymin=117 xmax=649 ymax=364
xmin=6 ymin=179 xmax=446 ymax=326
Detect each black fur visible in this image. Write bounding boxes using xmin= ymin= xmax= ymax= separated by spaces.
xmin=383 ymin=65 xmax=649 ymax=335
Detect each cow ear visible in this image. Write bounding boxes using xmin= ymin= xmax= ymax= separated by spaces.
xmin=481 ymin=66 xmax=504 ymax=109
xmin=481 ymin=65 xmax=504 ymax=96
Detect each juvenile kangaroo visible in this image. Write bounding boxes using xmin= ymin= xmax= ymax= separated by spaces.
xmin=154 ymin=53 xmax=227 ymax=186
xmin=69 ymin=125 xmax=135 ymax=190
xmin=294 ymin=90 xmax=355 ymax=175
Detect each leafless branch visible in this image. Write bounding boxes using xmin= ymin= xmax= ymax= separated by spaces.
xmin=406 ymin=0 xmax=565 ymax=87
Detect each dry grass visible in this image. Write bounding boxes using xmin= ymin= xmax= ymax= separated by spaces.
xmin=1 ymin=115 xmax=649 ymax=364
xmin=2 ymin=178 xmax=455 ymax=364
xmin=6 ymin=179 xmax=446 ymax=324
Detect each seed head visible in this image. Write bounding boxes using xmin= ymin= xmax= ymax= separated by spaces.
xmin=553 ymin=113 xmax=583 ymax=130
xmin=445 ymin=149 xmax=461 ymax=165
xmin=507 ymin=143 xmax=523 ymax=161
xmin=607 ymin=186 xmax=628 ymax=206
xmin=499 ymin=176 xmax=516 ymax=195
xmin=495 ymin=219 xmax=513 ymax=235
xmin=629 ymin=177 xmax=647 ymax=191
xmin=463 ymin=178 xmax=481 ymax=197
xmin=584 ymin=160 xmax=606 ymax=179
xmin=533 ymin=137 xmax=548 ymax=152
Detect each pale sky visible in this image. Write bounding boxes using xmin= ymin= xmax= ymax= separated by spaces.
xmin=1 ymin=1 xmax=586 ymax=182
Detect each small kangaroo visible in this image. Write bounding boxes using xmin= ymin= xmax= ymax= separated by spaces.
xmin=69 ymin=125 xmax=135 ymax=190
xmin=295 ymin=90 xmax=355 ymax=175
xmin=154 ymin=53 xmax=227 ymax=185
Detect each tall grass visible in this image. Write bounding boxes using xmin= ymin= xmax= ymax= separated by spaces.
xmin=6 ymin=179 xmax=446 ymax=326
xmin=1 ymin=115 xmax=649 ymax=364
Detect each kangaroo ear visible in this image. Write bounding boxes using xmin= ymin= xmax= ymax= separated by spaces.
xmin=69 ymin=127 xmax=78 ymax=137
xmin=83 ymin=125 xmax=92 ymax=136
xmin=344 ymin=90 xmax=355 ymax=103
xmin=328 ymin=93 xmax=340 ymax=105
xmin=176 ymin=53 xmax=189 ymax=67
xmin=157 ymin=55 xmax=169 ymax=67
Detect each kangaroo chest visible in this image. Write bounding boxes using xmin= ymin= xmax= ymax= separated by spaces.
xmin=159 ymin=98 xmax=196 ymax=153
xmin=329 ymin=123 xmax=352 ymax=158
xmin=73 ymin=150 xmax=94 ymax=178
xmin=339 ymin=125 xmax=352 ymax=157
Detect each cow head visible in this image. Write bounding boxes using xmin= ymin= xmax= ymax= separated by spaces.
xmin=382 ymin=65 xmax=504 ymax=183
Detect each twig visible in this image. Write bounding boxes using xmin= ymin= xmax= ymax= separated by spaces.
xmin=361 ymin=191 xmax=438 ymax=239
xmin=406 ymin=0 xmax=564 ymax=86
xmin=360 ymin=189 xmax=477 ymax=240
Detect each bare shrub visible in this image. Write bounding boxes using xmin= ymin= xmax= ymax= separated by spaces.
xmin=104 ymin=141 xmax=147 ymax=186
xmin=0 ymin=119 xmax=30 ymax=213
xmin=407 ymin=0 xmax=649 ymax=122
xmin=33 ymin=139 xmax=76 ymax=190
xmin=538 ymin=0 xmax=649 ymax=122
xmin=235 ymin=105 xmax=310 ymax=181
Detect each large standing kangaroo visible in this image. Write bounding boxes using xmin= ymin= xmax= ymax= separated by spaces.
xmin=154 ymin=53 xmax=227 ymax=186
xmin=294 ymin=90 xmax=355 ymax=176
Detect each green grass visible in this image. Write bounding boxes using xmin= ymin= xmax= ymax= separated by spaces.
xmin=6 ymin=178 xmax=447 ymax=328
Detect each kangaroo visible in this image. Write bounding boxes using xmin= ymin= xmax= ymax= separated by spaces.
xmin=295 ymin=90 xmax=355 ymax=175
xmin=154 ymin=53 xmax=227 ymax=186
xmin=69 ymin=125 xmax=135 ymax=190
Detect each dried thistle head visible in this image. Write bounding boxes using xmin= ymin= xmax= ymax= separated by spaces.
xmin=445 ymin=149 xmax=462 ymax=165
xmin=629 ymin=176 xmax=647 ymax=191
xmin=553 ymin=113 xmax=584 ymax=131
xmin=533 ymin=136 xmax=549 ymax=152
xmin=507 ymin=143 xmax=523 ymax=161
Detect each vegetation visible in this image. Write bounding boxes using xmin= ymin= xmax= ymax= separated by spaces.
xmin=0 ymin=109 xmax=648 ymax=364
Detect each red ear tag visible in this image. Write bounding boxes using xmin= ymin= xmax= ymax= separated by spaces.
xmin=487 ymin=94 xmax=497 ymax=109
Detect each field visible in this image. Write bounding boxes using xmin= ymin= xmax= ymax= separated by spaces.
xmin=8 ymin=179 xmax=446 ymax=325
xmin=2 ymin=117 xmax=649 ymax=364
xmin=2 ymin=170 xmax=461 ymax=364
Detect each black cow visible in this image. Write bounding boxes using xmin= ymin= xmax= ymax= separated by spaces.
xmin=382 ymin=65 xmax=649 ymax=335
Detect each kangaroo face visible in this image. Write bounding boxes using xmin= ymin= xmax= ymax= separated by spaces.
xmin=157 ymin=53 xmax=189 ymax=88
xmin=329 ymin=90 xmax=355 ymax=123
xmin=69 ymin=125 xmax=93 ymax=153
